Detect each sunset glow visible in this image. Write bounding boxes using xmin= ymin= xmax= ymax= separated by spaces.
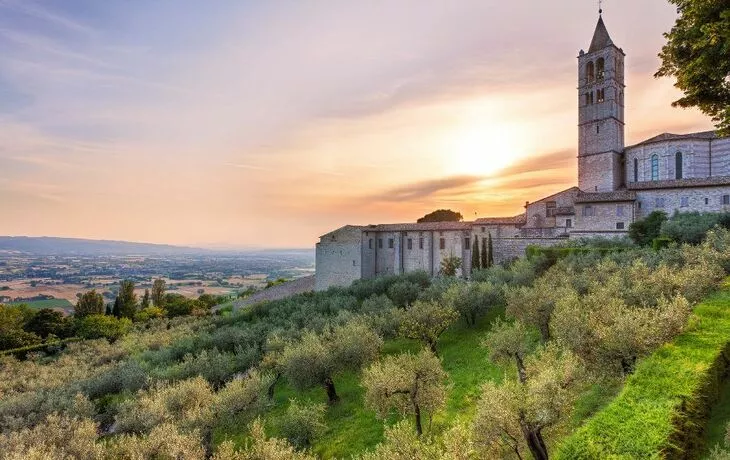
xmin=0 ymin=0 xmax=716 ymax=248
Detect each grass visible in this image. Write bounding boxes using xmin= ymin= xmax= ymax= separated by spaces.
xmin=7 ymin=298 xmax=74 ymax=309
xmin=213 ymin=306 xmax=506 ymax=458
xmin=557 ymin=279 xmax=730 ymax=459
xmin=702 ymin=368 xmax=730 ymax=455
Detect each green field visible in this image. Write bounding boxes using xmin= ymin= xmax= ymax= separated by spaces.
xmin=6 ymin=298 xmax=74 ymax=310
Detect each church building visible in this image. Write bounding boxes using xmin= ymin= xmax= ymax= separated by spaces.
xmin=315 ymin=14 xmax=730 ymax=291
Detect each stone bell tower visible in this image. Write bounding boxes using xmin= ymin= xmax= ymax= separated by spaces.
xmin=577 ymin=13 xmax=626 ymax=192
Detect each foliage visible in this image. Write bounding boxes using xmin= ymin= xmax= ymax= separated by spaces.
xmin=152 ymin=278 xmax=166 ymax=307
xmin=471 ymin=236 xmax=480 ymax=272
xmin=557 ymin=283 xmax=730 ymax=459
xmin=24 ymin=308 xmax=74 ymax=339
xmin=629 ymin=210 xmax=668 ymax=246
xmin=399 ymin=300 xmax=458 ymax=355
xmin=442 ymin=281 xmax=503 ymax=326
xmin=363 ymin=349 xmax=447 ymax=435
xmin=505 ymin=276 xmax=573 ymax=342
xmin=439 ymin=256 xmax=462 ymax=277
xmin=656 ymin=0 xmax=730 ymax=135
xmin=140 ymin=289 xmax=151 ymax=310
xmin=357 ymin=421 xmax=476 ymax=460
xmin=661 ymin=211 xmax=730 ymax=245
xmin=276 ymin=399 xmax=327 ymax=449
xmin=76 ymin=314 xmax=132 ymax=342
xmin=387 ymin=281 xmax=421 ymax=308
xmin=106 ymin=422 xmax=206 ymax=459
xmin=75 ymin=290 xmax=105 ymax=318
xmin=0 ymin=327 xmax=41 ymax=351
xmin=417 ymin=209 xmax=463 ymax=223
xmin=487 ymin=232 xmax=494 ymax=268
xmin=117 ymin=280 xmax=138 ymax=319
xmin=135 ymin=305 xmax=166 ymax=322
xmin=215 ymin=369 xmax=273 ymax=422
xmin=473 ymin=343 xmax=582 ymax=460
xmin=0 ymin=414 xmax=103 ymax=460
xmin=213 ymin=418 xmax=316 ymax=460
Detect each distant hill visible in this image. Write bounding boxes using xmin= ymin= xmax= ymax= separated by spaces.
xmin=0 ymin=236 xmax=210 ymax=256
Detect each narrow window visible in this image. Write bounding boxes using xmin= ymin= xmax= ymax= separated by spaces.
xmin=723 ymin=195 xmax=730 ymax=205
xmin=378 ymin=238 xmax=383 ymax=249
xmin=388 ymin=238 xmax=394 ymax=249
xmin=407 ymin=238 xmax=413 ymax=250
xmin=597 ymin=89 xmax=605 ymax=103
xmin=675 ymin=152 xmax=683 ymax=179
xmin=582 ymin=205 xmax=594 ymax=217
xmin=368 ymin=239 xmax=373 ymax=249
xmin=616 ymin=222 xmax=625 ymax=230
xmin=586 ymin=61 xmax=595 ymax=82
xmin=439 ymin=238 xmax=445 ymax=250
xmin=419 ymin=238 xmax=424 ymax=250
xmin=638 ymin=201 xmax=642 ymax=209
xmin=634 ymin=158 xmax=638 ymax=182
xmin=596 ymin=124 xmax=600 ymax=134
xmin=464 ymin=238 xmax=470 ymax=250
xmin=705 ymin=198 xmax=709 ymax=205
xmin=585 ymin=93 xmax=590 ymax=106
xmin=617 ymin=205 xmax=624 ymax=217
xmin=680 ymin=197 xmax=689 ymax=207
xmin=596 ymin=58 xmax=605 ymax=80
xmin=353 ymin=260 xmax=356 ymax=266
xmin=651 ymin=155 xmax=659 ymax=181
xmin=481 ymin=226 xmax=486 ymax=233
xmin=566 ymin=219 xmax=572 ymax=228
xmin=655 ymin=197 xmax=665 ymax=208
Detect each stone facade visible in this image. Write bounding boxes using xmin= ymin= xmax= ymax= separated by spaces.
xmin=314 ymin=14 xmax=730 ymax=291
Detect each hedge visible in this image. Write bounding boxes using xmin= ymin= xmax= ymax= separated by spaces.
xmin=525 ymin=246 xmax=627 ymax=261
xmin=0 ymin=337 xmax=81 ymax=359
xmin=557 ymin=279 xmax=730 ymax=459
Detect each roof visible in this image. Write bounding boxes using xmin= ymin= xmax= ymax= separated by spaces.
xmin=363 ymin=222 xmax=474 ymax=232
xmin=627 ymin=176 xmax=730 ymax=191
xmin=474 ymin=215 xmax=527 ymax=225
xmin=527 ymin=186 xmax=580 ymax=205
xmin=627 ymin=131 xmax=717 ymax=149
xmin=575 ymin=190 xmax=636 ymax=203
xmin=588 ymin=16 xmax=614 ymax=53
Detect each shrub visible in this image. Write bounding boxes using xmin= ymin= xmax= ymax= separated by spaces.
xmin=399 ymin=300 xmax=458 ymax=355
xmin=213 ymin=418 xmax=315 ymax=460
xmin=276 ymin=399 xmax=327 ymax=449
xmin=387 ymin=281 xmax=421 ymax=308
xmin=629 ymin=210 xmax=668 ymax=246
xmin=106 ymin=422 xmax=205 ymax=459
xmin=76 ymin=315 xmax=131 ymax=343
xmin=442 ymin=281 xmax=503 ymax=326
xmin=0 ymin=414 xmax=103 ymax=459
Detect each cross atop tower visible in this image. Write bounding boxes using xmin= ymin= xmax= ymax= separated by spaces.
xmin=599 ymin=0 xmax=603 ymax=15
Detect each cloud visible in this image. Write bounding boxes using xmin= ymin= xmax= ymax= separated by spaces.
xmin=368 ymin=175 xmax=484 ymax=202
xmin=493 ymin=149 xmax=575 ymax=177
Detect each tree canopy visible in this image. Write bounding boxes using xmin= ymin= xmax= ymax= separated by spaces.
xmin=656 ymin=0 xmax=730 ymax=135
xmin=417 ymin=209 xmax=463 ymax=223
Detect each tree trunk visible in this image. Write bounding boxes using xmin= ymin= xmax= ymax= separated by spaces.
xmin=429 ymin=340 xmax=438 ymax=356
xmin=520 ymin=423 xmax=549 ymax=460
xmin=202 ymin=427 xmax=213 ymax=459
xmin=267 ymin=372 xmax=281 ymax=400
xmin=515 ymin=354 xmax=527 ymax=384
xmin=414 ymin=403 xmax=423 ymax=436
xmin=324 ymin=377 xmax=339 ymax=404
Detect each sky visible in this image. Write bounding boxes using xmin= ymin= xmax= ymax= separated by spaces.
xmin=0 ymin=0 xmax=716 ymax=248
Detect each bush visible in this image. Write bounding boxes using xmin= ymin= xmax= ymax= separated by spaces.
xmin=629 ymin=210 xmax=668 ymax=246
xmin=386 ymin=281 xmax=421 ymax=308
xmin=0 ymin=414 xmax=103 ymax=459
xmin=76 ymin=315 xmax=132 ymax=343
xmin=557 ymin=284 xmax=730 ymax=458
xmin=652 ymin=236 xmax=673 ymax=250
xmin=661 ymin=211 xmax=730 ymax=245
xmin=276 ymin=399 xmax=327 ymax=449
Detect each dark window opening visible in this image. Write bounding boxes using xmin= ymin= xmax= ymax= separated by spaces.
xmin=596 ymin=58 xmax=605 ymax=80
xmin=566 ymin=219 xmax=572 ymax=228
xmin=675 ymin=151 xmax=683 ymax=179
xmin=705 ymin=198 xmax=709 ymax=205
xmin=616 ymin=222 xmax=625 ymax=230
xmin=407 ymin=238 xmax=413 ymax=250
xmin=378 ymin=238 xmax=383 ymax=249
xmin=634 ymin=158 xmax=638 ymax=182
xmin=464 ymin=238 xmax=471 ymax=250
xmin=651 ymin=155 xmax=659 ymax=181
xmin=546 ymin=201 xmax=557 ymax=217
xmin=439 ymin=238 xmax=445 ymax=250
xmin=586 ymin=61 xmax=595 ymax=82
xmin=597 ymin=88 xmax=605 ymax=103
xmin=723 ymin=195 xmax=730 ymax=205
xmin=388 ymin=238 xmax=394 ymax=249
xmin=419 ymin=238 xmax=424 ymax=250
xmin=582 ymin=205 xmax=594 ymax=217
xmin=368 ymin=239 xmax=373 ymax=249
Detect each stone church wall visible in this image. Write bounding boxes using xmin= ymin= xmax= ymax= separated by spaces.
xmin=491 ymin=237 xmax=568 ymax=264
xmin=635 ymin=186 xmax=730 ymax=220
xmin=315 ymin=227 xmax=363 ymax=291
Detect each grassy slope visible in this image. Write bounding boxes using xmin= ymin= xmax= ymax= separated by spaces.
xmin=8 ymin=298 xmax=73 ymax=309
xmin=214 ymin=307 xmax=505 ymax=459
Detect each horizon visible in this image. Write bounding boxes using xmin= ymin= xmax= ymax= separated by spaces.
xmin=0 ymin=0 xmax=715 ymax=248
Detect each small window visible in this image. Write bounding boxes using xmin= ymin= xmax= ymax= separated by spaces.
xmin=723 ymin=195 xmax=730 ymax=205
xmin=481 ymin=227 xmax=486 ymax=233
xmin=680 ymin=197 xmax=689 ymax=207
xmin=616 ymin=222 xmax=625 ymax=230
xmin=378 ymin=239 xmax=383 ymax=249
xmin=439 ymin=238 xmax=445 ymax=250
xmin=582 ymin=205 xmax=594 ymax=217
xmin=464 ymin=238 xmax=471 ymax=250
xmin=566 ymin=219 xmax=572 ymax=228
xmin=407 ymin=238 xmax=413 ymax=250
xmin=419 ymin=238 xmax=424 ymax=250
xmin=651 ymin=155 xmax=659 ymax=181
xmin=586 ymin=61 xmax=595 ymax=82
xmin=596 ymin=124 xmax=600 ymax=134
xmin=655 ymin=197 xmax=665 ymax=208
xmin=617 ymin=205 xmax=624 ymax=217
xmin=638 ymin=201 xmax=642 ymax=209
xmin=633 ymin=158 xmax=638 ymax=182
xmin=388 ymin=238 xmax=394 ymax=249
xmin=368 ymin=239 xmax=373 ymax=249
xmin=597 ymin=89 xmax=605 ymax=103
xmin=705 ymin=198 xmax=709 ymax=205
xmin=596 ymin=58 xmax=605 ymax=80
xmin=546 ymin=201 xmax=557 ymax=217
xmin=353 ymin=260 xmax=356 ymax=266
xmin=675 ymin=152 xmax=683 ymax=179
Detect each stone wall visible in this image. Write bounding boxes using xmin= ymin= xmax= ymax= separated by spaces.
xmin=315 ymin=226 xmax=362 ymax=291
xmin=635 ymin=186 xmax=730 ymax=220
xmin=574 ymin=200 xmax=635 ymax=232
xmin=234 ymin=275 xmax=315 ymax=309
xmin=491 ymin=237 xmax=568 ymax=264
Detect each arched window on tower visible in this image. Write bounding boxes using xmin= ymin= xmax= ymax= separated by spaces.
xmin=597 ymin=89 xmax=605 ymax=103
xmin=586 ymin=61 xmax=595 ymax=83
xmin=675 ymin=152 xmax=683 ymax=179
xmin=634 ymin=158 xmax=638 ymax=182
xmin=596 ymin=58 xmax=605 ymax=80
xmin=651 ymin=154 xmax=659 ymax=181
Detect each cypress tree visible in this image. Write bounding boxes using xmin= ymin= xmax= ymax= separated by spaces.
xmin=141 ymin=289 xmax=151 ymax=309
xmin=112 ymin=297 xmax=121 ymax=318
xmin=487 ymin=232 xmax=494 ymax=267
xmin=471 ymin=236 xmax=480 ymax=273
xmin=481 ymin=237 xmax=488 ymax=269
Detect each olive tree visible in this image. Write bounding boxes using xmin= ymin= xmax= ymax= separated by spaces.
xmin=280 ymin=321 xmax=382 ymax=404
xmin=399 ymin=300 xmax=458 ymax=356
xmin=473 ymin=343 xmax=582 ymax=460
xmin=442 ymin=281 xmax=503 ymax=326
xmin=75 ymin=289 xmax=105 ymax=318
xmin=362 ymin=349 xmax=446 ymax=436
xmin=213 ymin=418 xmax=316 ymax=460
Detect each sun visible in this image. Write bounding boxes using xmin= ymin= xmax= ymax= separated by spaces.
xmin=444 ymin=121 xmax=528 ymax=177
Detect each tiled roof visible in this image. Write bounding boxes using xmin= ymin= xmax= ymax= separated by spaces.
xmin=627 ymin=131 xmax=717 ymax=149
xmin=527 ymin=186 xmax=580 ymax=205
xmin=474 ymin=214 xmax=526 ymax=225
xmin=364 ymin=222 xmax=474 ymax=232
xmin=627 ymin=176 xmax=730 ymax=190
xmin=575 ymin=190 xmax=636 ymax=203
xmin=588 ymin=16 xmax=614 ymax=53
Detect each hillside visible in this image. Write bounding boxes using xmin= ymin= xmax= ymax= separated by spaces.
xmin=0 ymin=236 xmax=208 ymax=256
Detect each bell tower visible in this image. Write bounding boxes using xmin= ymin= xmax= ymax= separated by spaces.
xmin=577 ymin=13 xmax=625 ymax=192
